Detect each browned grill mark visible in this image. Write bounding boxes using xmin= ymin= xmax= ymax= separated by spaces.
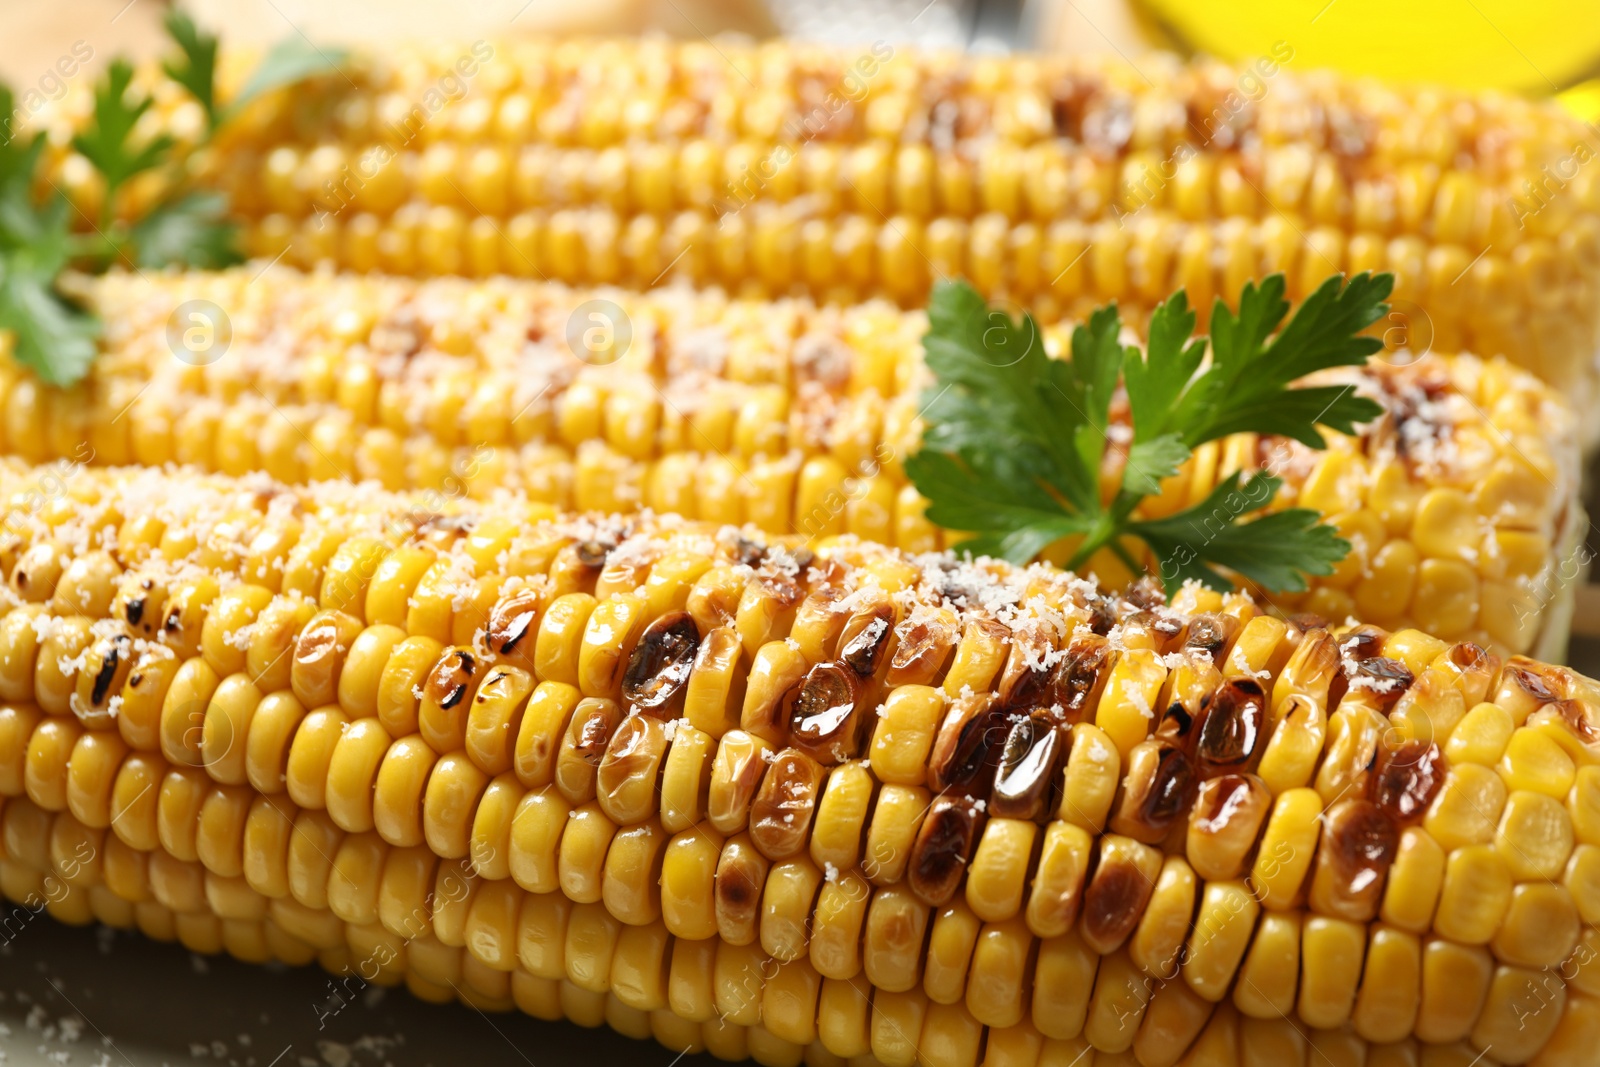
xmin=1369 ymin=740 xmax=1445 ymax=825
xmin=928 ymin=696 xmax=1008 ymax=797
xmin=621 ymin=611 xmax=701 ymax=715
xmin=572 ymin=701 xmax=622 ymax=765
xmin=1054 ymin=635 xmax=1113 ymax=721
xmin=840 ymin=609 xmax=894 ymax=677
xmin=426 ymin=650 xmax=477 ymax=710
xmin=574 ymin=540 xmax=613 ymax=568
xmin=990 ymin=715 xmax=1060 ymax=821
xmin=485 ymin=587 xmax=540 ymax=656
xmin=748 ymin=749 xmax=824 ymax=860
xmin=1113 ymin=742 xmax=1196 ymax=843
xmin=1080 ymin=848 xmax=1157 ymax=954
xmin=786 ymin=662 xmax=865 ymax=763
xmin=1184 ymin=613 xmax=1238 ymax=660
xmin=907 ymin=795 xmax=981 ymax=906
xmin=1195 ymin=678 xmax=1267 ymax=777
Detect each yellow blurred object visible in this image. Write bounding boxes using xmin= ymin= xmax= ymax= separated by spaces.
xmin=1560 ymin=78 xmax=1600 ymax=123
xmin=1139 ymin=0 xmax=1600 ymax=95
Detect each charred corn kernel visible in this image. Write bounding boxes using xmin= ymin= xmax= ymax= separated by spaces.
xmin=52 ymin=39 xmax=1595 ymax=394
xmin=1079 ymin=835 xmax=1161 ymax=957
xmin=715 ymin=830 xmax=773 ymax=949
xmin=1188 ymin=774 xmax=1271 ymax=882
xmin=26 ymin=236 xmax=1581 ymax=638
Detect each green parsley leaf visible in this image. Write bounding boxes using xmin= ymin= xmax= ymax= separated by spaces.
xmin=132 ymin=191 xmax=242 ymax=269
xmin=905 ymin=273 xmax=1393 ymax=594
xmin=0 ymin=23 xmax=348 ymax=391
xmin=5 ymin=193 xmax=71 ymax=279
xmin=230 ymin=37 xmax=351 ymax=116
xmin=1121 ymin=433 xmax=1188 ymax=497
xmin=902 ymin=450 xmax=1098 ymax=563
xmin=1167 ymin=272 xmax=1392 ymax=448
xmin=0 ymin=133 xmax=48 ymax=249
xmin=71 ymin=58 xmax=175 ymax=211
xmin=1060 ymin=303 xmax=1123 ymax=497
xmin=0 ymin=195 xmax=99 ymax=386
xmin=162 ymin=10 xmax=220 ymax=130
xmin=920 ymin=280 xmax=1098 ymax=513
xmin=1129 ymin=473 xmax=1350 ymax=593
xmin=1121 ymin=291 xmax=1206 ymax=443
xmin=0 ymin=269 xmax=99 ymax=387
xmin=0 ymin=84 xmax=28 ymax=160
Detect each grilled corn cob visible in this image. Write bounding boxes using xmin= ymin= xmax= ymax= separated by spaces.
xmin=12 ymin=266 xmax=1583 ymax=656
xmin=31 ymin=41 xmax=1600 ymax=415
xmin=0 ymin=823 xmax=804 ymax=1066
xmin=0 ymin=459 xmax=1596 ymax=1065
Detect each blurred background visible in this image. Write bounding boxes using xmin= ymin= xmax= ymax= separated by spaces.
xmin=6 ymin=0 xmax=1600 ymax=103
xmin=1 ymin=1 xmax=1600 ymax=1064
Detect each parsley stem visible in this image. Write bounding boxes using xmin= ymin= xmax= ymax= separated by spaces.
xmin=1064 ymin=513 xmax=1115 ymax=572
xmin=67 ymin=227 xmax=132 ymax=268
xmin=97 ymin=183 xmax=119 ymax=235
xmin=1063 ymin=487 xmax=1146 ymax=574
xmin=1106 ymin=538 xmax=1143 ymax=577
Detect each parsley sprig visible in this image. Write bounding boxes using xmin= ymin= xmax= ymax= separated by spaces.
xmin=0 ymin=11 xmax=347 ymax=385
xmin=905 ymin=272 xmax=1394 ymax=594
